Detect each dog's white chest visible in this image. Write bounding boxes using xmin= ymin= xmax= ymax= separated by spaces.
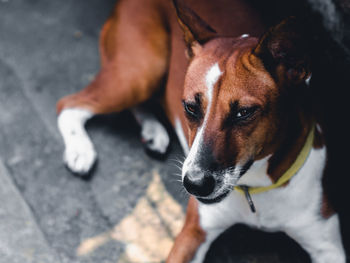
xmin=199 ymin=146 xmax=327 ymax=232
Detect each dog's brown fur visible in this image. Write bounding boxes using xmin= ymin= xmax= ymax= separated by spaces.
xmin=57 ymin=0 xmax=264 ymax=128
xmin=56 ymin=1 xmax=265 ymax=261
xmin=57 ymin=0 xmax=340 ymax=262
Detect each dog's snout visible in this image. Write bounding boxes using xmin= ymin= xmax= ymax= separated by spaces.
xmin=183 ymin=171 xmax=215 ymax=197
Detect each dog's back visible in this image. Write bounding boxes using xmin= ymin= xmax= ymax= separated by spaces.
xmin=56 ymin=0 xmax=265 ymax=175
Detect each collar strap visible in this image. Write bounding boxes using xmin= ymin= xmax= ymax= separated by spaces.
xmin=234 ymin=124 xmax=315 ymax=196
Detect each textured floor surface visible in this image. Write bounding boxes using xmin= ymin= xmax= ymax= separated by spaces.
xmin=0 ymin=0 xmax=311 ymax=262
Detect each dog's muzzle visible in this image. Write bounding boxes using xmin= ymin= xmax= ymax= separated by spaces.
xmin=183 ymin=170 xmax=215 ymax=197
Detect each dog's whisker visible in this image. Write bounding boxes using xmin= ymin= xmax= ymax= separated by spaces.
xmin=171 ymin=164 xmax=183 ymax=171
xmin=170 ymin=179 xmax=183 ymax=184
xmin=169 ymin=159 xmax=184 ymax=166
xmin=171 ymin=156 xmax=185 ymax=163
xmin=181 ymin=189 xmax=189 ymax=198
xmin=177 ymin=185 xmax=189 ymax=199
xmin=173 ymin=172 xmax=182 ymax=178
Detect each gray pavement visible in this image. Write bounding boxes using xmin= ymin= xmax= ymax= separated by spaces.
xmin=0 ymin=160 xmax=58 ymax=263
xmin=0 ymin=0 xmax=312 ymax=262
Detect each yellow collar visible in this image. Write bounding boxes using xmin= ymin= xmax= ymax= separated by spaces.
xmin=234 ymin=124 xmax=315 ymax=196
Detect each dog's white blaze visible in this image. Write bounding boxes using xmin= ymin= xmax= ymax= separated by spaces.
xmin=182 ymin=63 xmax=222 ymax=179
xmin=205 ymin=63 xmax=221 ymax=102
xmin=174 ymin=117 xmax=189 ymax=155
xmin=57 ymin=108 xmax=96 ymax=174
xmin=182 ymin=124 xmax=204 ymax=179
xmin=195 ymin=145 xmax=345 ymax=262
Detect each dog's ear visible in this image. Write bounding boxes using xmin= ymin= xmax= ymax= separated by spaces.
xmin=173 ymin=0 xmax=217 ymax=58
xmin=253 ymin=17 xmax=311 ymax=85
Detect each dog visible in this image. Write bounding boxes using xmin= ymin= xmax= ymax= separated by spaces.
xmin=56 ymin=0 xmax=346 ymax=262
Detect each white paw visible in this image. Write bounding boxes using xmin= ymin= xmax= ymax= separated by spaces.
xmin=63 ymin=138 xmax=97 ymax=175
xmin=58 ymin=108 xmax=97 ymax=175
xmin=141 ymin=119 xmax=170 ymax=154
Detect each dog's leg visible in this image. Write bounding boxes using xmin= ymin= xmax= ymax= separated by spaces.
xmin=188 ymin=230 xmax=223 ymax=263
xmin=131 ymin=106 xmax=170 ymax=155
xmin=285 ymin=214 xmax=345 ymax=263
xmin=167 ymin=197 xmax=229 ymax=263
xmin=56 ymin=0 xmax=170 ymax=175
xmin=57 ymin=108 xmax=96 ymax=175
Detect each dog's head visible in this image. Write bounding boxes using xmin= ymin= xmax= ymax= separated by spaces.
xmin=174 ymin=1 xmax=312 ymax=203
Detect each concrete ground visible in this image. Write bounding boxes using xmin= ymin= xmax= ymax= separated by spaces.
xmin=0 ymin=0 xmax=311 ymax=262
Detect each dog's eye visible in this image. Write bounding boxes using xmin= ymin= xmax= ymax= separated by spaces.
xmin=185 ymin=104 xmax=196 ymax=115
xmin=222 ymin=105 xmax=259 ymax=129
xmin=236 ymin=107 xmax=256 ymax=120
xmin=183 ymin=101 xmax=202 ymax=122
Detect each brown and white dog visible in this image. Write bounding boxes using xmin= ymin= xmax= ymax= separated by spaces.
xmin=56 ymin=0 xmax=346 ymax=262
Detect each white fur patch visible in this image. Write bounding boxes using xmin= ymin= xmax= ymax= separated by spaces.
xmin=236 ymin=155 xmax=272 ymax=187
xmin=131 ymin=107 xmax=170 ymax=154
xmin=182 ymin=124 xmax=204 ymax=179
xmin=195 ymin=145 xmax=345 ymax=262
xmin=140 ymin=119 xmax=169 ymax=154
xmin=57 ymin=108 xmax=96 ymax=175
xmin=205 ymin=63 xmax=222 ymax=102
xmin=182 ymin=63 xmax=222 ymax=179
xmin=305 ymin=73 xmax=312 ymax=86
xmin=175 ymin=117 xmax=189 ymax=155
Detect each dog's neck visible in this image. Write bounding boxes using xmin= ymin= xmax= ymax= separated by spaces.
xmin=236 ymin=154 xmax=273 ymax=187
xmin=237 ymin=115 xmax=315 ymax=189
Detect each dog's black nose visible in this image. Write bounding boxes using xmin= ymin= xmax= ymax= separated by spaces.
xmin=183 ymin=171 xmax=215 ymax=197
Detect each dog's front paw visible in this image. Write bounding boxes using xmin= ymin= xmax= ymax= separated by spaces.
xmin=63 ymin=138 xmax=97 ymax=176
xmin=141 ymin=119 xmax=170 ymax=155
xmin=58 ymin=108 xmax=97 ymax=177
